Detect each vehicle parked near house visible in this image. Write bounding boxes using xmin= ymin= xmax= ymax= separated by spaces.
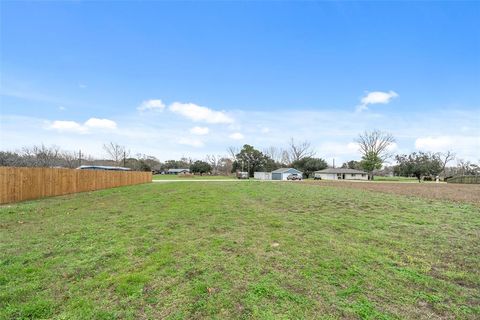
xmin=287 ymin=173 xmax=302 ymax=181
xmin=236 ymin=171 xmax=249 ymax=179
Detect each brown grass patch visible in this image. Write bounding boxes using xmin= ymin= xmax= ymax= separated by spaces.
xmin=302 ymin=180 xmax=480 ymax=205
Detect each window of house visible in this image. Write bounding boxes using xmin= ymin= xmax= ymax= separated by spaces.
xmin=351 ymin=174 xmax=356 ymax=177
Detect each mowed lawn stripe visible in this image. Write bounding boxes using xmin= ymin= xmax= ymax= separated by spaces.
xmin=1 ymin=182 xmax=479 ymax=319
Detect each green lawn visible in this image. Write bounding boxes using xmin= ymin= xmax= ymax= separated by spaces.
xmin=1 ymin=182 xmax=479 ymax=319
xmin=152 ymin=174 xmax=235 ymax=180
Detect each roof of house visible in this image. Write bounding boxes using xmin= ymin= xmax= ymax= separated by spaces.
xmin=167 ymin=168 xmax=190 ymax=173
xmin=76 ymin=165 xmax=131 ymax=171
xmin=272 ymin=167 xmax=303 ymax=174
xmin=315 ymin=168 xmax=367 ymax=174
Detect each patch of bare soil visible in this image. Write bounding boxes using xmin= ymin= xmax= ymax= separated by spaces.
xmin=303 ymin=181 xmax=480 ymax=205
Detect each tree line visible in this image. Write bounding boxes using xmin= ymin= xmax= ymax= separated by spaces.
xmin=1 ymin=131 xmax=478 ymax=180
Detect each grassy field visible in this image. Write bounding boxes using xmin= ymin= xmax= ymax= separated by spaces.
xmin=153 ymin=174 xmax=235 ymax=180
xmin=1 ymin=182 xmax=479 ymax=319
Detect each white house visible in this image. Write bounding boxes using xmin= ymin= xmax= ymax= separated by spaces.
xmin=254 ymin=172 xmax=272 ymax=180
xmin=271 ymin=168 xmax=303 ymax=180
xmin=314 ymin=168 xmax=368 ymax=180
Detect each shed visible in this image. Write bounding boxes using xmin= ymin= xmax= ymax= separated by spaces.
xmin=314 ymin=168 xmax=368 ymax=180
xmin=271 ymin=168 xmax=303 ymax=180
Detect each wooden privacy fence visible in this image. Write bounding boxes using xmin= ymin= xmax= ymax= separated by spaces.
xmin=446 ymin=175 xmax=480 ymax=184
xmin=0 ymin=167 xmax=152 ymax=204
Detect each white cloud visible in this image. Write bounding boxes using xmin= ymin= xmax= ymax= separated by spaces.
xmin=49 ymin=120 xmax=88 ymax=133
xmin=261 ymin=127 xmax=270 ymax=133
xmin=190 ymin=126 xmax=209 ymax=135
xmin=229 ymin=132 xmax=244 ymax=140
xmin=3 ymin=108 xmax=478 ymax=163
xmin=169 ymin=102 xmax=234 ymax=124
xmin=47 ymin=118 xmax=117 ymax=133
xmin=415 ymin=136 xmax=456 ymax=150
xmin=84 ymin=118 xmax=117 ymax=129
xmin=357 ymin=90 xmax=399 ymax=112
xmin=414 ymin=135 xmax=480 ymax=159
xmin=137 ymin=99 xmax=166 ymax=112
xmin=387 ymin=142 xmax=398 ymax=152
xmin=178 ymin=137 xmax=204 ymax=148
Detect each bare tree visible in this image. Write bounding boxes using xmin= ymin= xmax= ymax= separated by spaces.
xmin=455 ymin=159 xmax=479 ymax=176
xmin=61 ymin=150 xmax=81 ymax=168
xmin=218 ymin=157 xmax=233 ymax=175
xmin=439 ymin=151 xmax=455 ymax=177
xmin=281 ymin=149 xmax=291 ymax=165
xmin=206 ymin=154 xmax=222 ymax=175
xmin=263 ymin=146 xmax=287 ymax=164
xmin=355 ymin=130 xmax=395 ymax=179
xmin=287 ymin=138 xmax=315 ymax=163
xmin=103 ymin=142 xmax=128 ymax=164
xmin=227 ymin=146 xmax=239 ymax=160
xmin=356 ymin=130 xmax=395 ymax=161
xmin=22 ymin=144 xmax=62 ymax=167
xmin=0 ymin=151 xmax=25 ymax=167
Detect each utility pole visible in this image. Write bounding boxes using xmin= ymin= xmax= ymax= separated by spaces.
xmin=123 ymin=151 xmax=126 ymax=167
xmin=78 ymin=150 xmax=82 ymax=167
xmin=333 ymin=158 xmax=335 ymax=168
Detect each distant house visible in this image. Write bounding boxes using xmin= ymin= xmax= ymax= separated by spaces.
xmin=167 ymin=168 xmax=190 ymax=175
xmin=271 ymin=168 xmax=303 ymax=180
xmin=254 ymin=172 xmax=272 ymax=180
xmin=314 ymin=168 xmax=368 ymax=180
xmin=76 ymin=165 xmax=131 ymax=171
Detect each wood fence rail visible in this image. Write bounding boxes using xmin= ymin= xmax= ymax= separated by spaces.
xmin=0 ymin=167 xmax=152 ymax=204
xmin=446 ymin=175 xmax=480 ymax=184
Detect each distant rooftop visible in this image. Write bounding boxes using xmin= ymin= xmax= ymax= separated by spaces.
xmin=167 ymin=168 xmax=190 ymax=173
xmin=315 ymin=168 xmax=367 ymax=174
xmin=272 ymin=168 xmax=303 ymax=173
xmin=76 ymin=165 xmax=131 ymax=171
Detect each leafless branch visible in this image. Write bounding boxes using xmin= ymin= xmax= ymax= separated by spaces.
xmin=287 ymin=138 xmax=315 ymax=163
xmin=355 ymin=130 xmax=395 ymax=161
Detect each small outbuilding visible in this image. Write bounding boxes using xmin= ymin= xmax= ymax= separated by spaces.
xmin=314 ymin=168 xmax=368 ymax=180
xmin=271 ymin=168 xmax=303 ymax=180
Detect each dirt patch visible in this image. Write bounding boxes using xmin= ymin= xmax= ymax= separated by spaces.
xmin=302 ymin=181 xmax=480 ymax=205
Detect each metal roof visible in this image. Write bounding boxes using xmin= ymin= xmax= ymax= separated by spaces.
xmin=76 ymin=165 xmax=131 ymax=171
xmin=315 ymin=168 xmax=367 ymax=174
xmin=272 ymin=168 xmax=303 ymax=174
xmin=167 ymin=168 xmax=190 ymax=173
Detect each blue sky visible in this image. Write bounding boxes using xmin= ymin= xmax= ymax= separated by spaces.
xmin=1 ymin=1 xmax=479 ymax=163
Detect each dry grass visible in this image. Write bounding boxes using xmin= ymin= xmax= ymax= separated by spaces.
xmin=302 ymin=180 xmax=480 ymax=205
